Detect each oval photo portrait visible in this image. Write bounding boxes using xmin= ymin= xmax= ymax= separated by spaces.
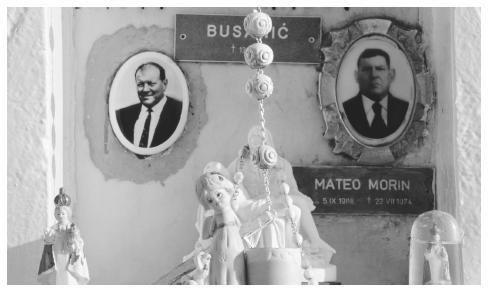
xmin=336 ymin=34 xmax=416 ymax=147
xmin=109 ymin=51 xmax=189 ymax=155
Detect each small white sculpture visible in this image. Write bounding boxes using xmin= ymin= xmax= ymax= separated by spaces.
xmin=424 ymin=225 xmax=451 ymax=285
xmin=37 ymin=188 xmax=89 ymax=285
xmin=195 ymin=171 xmax=246 ymax=284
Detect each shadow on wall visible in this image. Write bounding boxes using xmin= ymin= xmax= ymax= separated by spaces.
xmin=7 ymin=238 xmax=43 ymax=284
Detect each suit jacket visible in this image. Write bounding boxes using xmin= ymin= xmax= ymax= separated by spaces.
xmin=116 ymin=96 xmax=182 ymax=147
xmin=342 ymin=93 xmax=409 ymax=139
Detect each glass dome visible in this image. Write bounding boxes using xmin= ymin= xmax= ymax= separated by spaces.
xmin=409 ymin=210 xmax=464 ymax=284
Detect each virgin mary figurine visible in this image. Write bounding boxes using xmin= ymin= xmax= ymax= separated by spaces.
xmin=37 ymin=188 xmax=90 ymax=284
xmin=424 ymin=224 xmax=451 ymax=285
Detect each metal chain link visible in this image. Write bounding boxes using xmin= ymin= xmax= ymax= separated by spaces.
xmin=258 ymin=100 xmax=267 ymax=145
xmin=283 ymin=191 xmax=302 ymax=248
xmin=257 ymin=99 xmax=272 ymax=212
xmin=291 ymin=221 xmax=300 ymax=246
xmin=262 ymin=169 xmax=272 ymax=212
xmin=258 ymin=98 xmax=301 ymax=246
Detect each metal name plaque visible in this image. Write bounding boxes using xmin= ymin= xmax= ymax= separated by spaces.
xmin=175 ymin=14 xmax=322 ymax=63
xmin=292 ymin=166 xmax=435 ymax=214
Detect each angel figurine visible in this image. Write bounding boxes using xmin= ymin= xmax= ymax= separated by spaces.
xmin=37 ymin=188 xmax=89 ymax=285
xmin=195 ymin=171 xmax=246 ymax=284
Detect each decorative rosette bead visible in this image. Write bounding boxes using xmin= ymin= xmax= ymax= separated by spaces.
xmin=243 ymin=9 xmax=272 ymax=39
xmin=245 ymin=43 xmax=274 ymax=69
xmin=256 ymin=144 xmax=278 ymax=169
xmin=245 ymin=73 xmax=274 ymax=100
xmin=54 ymin=187 xmax=71 ymax=207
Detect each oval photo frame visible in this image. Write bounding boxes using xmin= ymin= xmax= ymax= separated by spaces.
xmin=109 ymin=51 xmax=189 ymax=155
xmin=336 ymin=34 xmax=416 ymax=147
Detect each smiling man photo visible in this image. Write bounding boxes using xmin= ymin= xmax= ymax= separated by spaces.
xmin=115 ymin=62 xmax=183 ymax=148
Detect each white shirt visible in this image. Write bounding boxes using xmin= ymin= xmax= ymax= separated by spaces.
xmin=361 ymin=94 xmax=388 ymax=127
xmin=133 ymin=97 xmax=167 ymax=147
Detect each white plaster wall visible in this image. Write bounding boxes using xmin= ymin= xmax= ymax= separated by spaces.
xmin=67 ymin=8 xmax=427 ymax=284
xmin=454 ymin=7 xmax=481 ymax=285
xmin=7 ymin=7 xmax=54 ymax=284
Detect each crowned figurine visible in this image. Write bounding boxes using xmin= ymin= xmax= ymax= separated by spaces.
xmin=37 ymin=188 xmax=90 ymax=285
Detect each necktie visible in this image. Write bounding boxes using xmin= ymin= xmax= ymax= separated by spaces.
xmin=371 ymin=102 xmax=387 ymax=137
xmin=139 ymin=108 xmax=152 ymax=148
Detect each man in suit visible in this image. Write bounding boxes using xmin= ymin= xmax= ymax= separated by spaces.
xmin=342 ymin=48 xmax=409 ymax=139
xmin=116 ymin=62 xmax=182 ymax=148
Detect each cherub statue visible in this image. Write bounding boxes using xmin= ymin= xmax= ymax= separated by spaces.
xmin=424 ymin=224 xmax=451 ymax=285
xmin=180 ymin=251 xmax=211 ymax=285
xmin=195 ymin=171 xmax=246 ymax=284
xmin=37 ymin=188 xmax=89 ymax=285
xmin=227 ymin=126 xmax=336 ymax=259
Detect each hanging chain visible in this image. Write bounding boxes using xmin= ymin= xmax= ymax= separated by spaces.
xmin=263 ymin=170 xmax=272 ymax=212
xmin=281 ymin=185 xmax=302 ymax=248
xmin=291 ymin=219 xmax=301 ymax=247
xmin=243 ymin=8 xmax=313 ymax=283
xmin=257 ymin=99 xmax=298 ymax=245
xmin=258 ymin=99 xmax=267 ymax=145
xmin=257 ymin=99 xmax=272 ymax=212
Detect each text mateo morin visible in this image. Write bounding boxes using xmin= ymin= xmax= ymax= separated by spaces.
xmin=315 ymin=178 xmax=411 ymax=191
